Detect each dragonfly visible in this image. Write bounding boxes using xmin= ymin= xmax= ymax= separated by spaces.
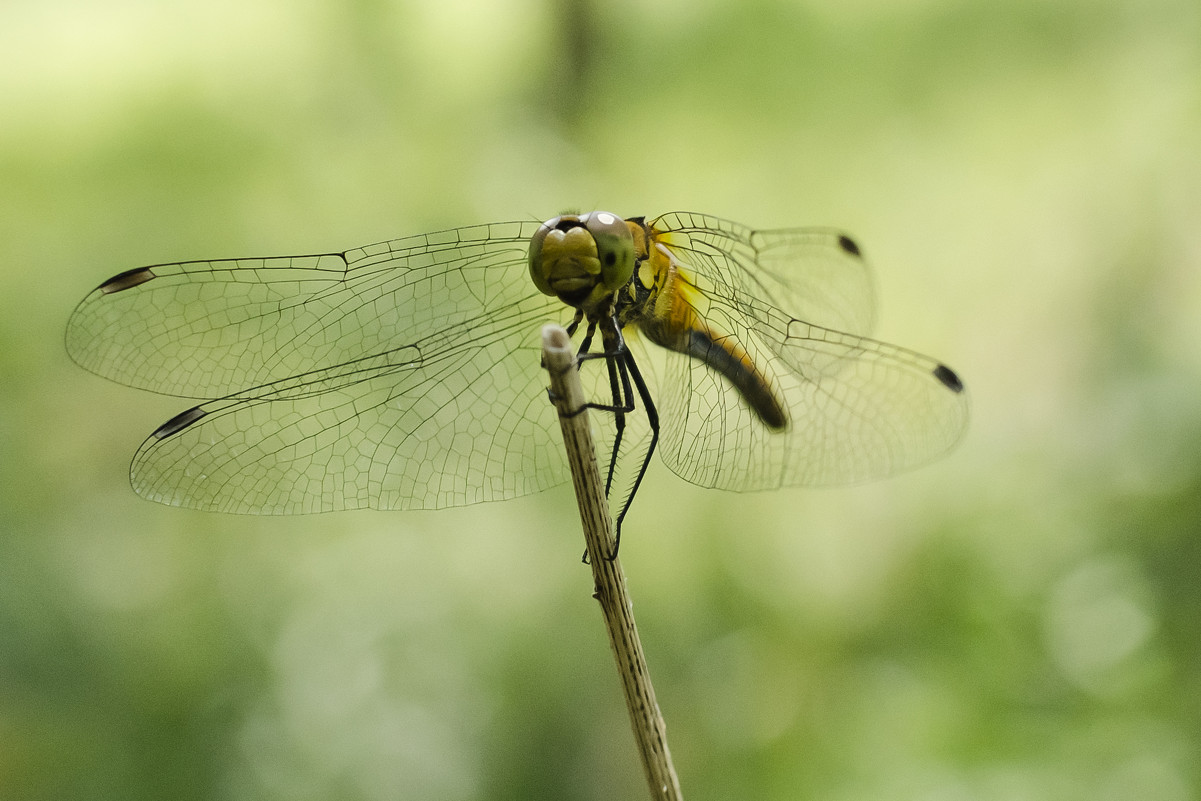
xmin=66 ymin=211 xmax=968 ymax=539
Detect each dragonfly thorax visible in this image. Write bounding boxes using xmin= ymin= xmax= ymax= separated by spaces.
xmin=528 ymin=211 xmax=636 ymax=316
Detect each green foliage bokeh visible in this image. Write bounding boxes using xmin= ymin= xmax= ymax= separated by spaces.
xmin=2 ymin=1 xmax=1199 ymax=799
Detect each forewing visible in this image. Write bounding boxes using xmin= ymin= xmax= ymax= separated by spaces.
xmin=645 ymin=213 xmax=968 ymax=490
xmin=648 ymin=211 xmax=876 ymax=338
xmin=66 ymin=221 xmax=545 ymax=397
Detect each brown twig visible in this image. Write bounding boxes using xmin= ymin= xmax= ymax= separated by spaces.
xmin=541 ymin=324 xmax=683 ymax=801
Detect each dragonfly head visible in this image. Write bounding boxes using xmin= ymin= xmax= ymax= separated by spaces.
xmin=529 ymin=211 xmax=635 ymax=313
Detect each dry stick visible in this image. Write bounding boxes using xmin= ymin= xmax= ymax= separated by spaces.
xmin=541 ymin=324 xmax=683 ymax=801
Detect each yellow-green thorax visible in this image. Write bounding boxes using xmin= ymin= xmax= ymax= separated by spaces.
xmin=529 ymin=210 xmax=787 ymax=431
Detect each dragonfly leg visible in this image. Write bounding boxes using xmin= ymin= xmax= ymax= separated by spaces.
xmin=543 ymin=311 xmax=587 ymax=382
xmin=549 ymin=314 xmax=600 ymax=413
xmin=557 ymin=349 xmax=633 ymax=421
xmin=565 ymin=308 xmax=585 ymax=338
xmin=574 ymin=317 xmax=597 ymax=363
xmin=572 ymin=320 xmax=642 ymax=563
xmin=576 ymin=345 xmax=628 ymax=569
xmin=600 ymin=347 xmax=627 ymax=496
xmin=578 ymin=322 xmax=654 ymax=561
xmin=607 ymin=345 xmax=658 ymax=560
xmin=575 ymin=322 xmax=636 ymax=416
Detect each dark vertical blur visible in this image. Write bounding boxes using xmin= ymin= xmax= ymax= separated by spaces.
xmin=543 ymin=0 xmax=599 ymax=131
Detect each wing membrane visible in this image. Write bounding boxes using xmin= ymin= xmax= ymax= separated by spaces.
xmin=68 ymin=221 xmax=588 ymax=513
xmin=646 ymin=212 xmax=968 ymax=490
xmin=649 ymin=211 xmax=876 ymax=338
xmin=129 ymin=300 xmax=568 ymax=513
xmin=66 ymin=221 xmax=545 ymax=398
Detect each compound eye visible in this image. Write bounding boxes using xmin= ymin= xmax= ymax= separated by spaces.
xmin=583 ymin=211 xmax=635 ymax=291
xmin=528 ymin=215 xmax=564 ymax=296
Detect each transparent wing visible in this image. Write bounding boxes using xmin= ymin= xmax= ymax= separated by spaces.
xmin=68 ymin=221 xmax=544 ymax=396
xmin=650 ymin=211 xmax=877 ymax=338
xmin=644 ymin=211 xmax=968 ymax=491
xmin=67 ymin=221 xmax=584 ymax=513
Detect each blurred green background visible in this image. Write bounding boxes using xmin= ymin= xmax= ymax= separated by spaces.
xmin=3 ymin=0 xmax=1200 ymax=799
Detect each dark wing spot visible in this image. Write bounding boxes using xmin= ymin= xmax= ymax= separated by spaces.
xmin=99 ymin=267 xmax=157 ymax=294
xmin=933 ymin=364 xmax=964 ymax=393
xmin=152 ymin=406 xmax=207 ymax=439
xmin=837 ymin=235 xmax=861 ymax=257
xmin=604 ymin=251 xmax=617 ymax=266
